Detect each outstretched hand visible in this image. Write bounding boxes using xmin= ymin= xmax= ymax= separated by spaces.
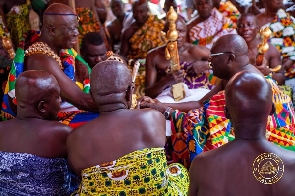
xmin=187 ymin=61 xmax=209 ymax=75
xmin=136 ymin=96 xmax=167 ymax=113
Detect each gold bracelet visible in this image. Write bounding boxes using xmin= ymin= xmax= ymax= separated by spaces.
xmin=269 ymin=65 xmax=281 ymax=72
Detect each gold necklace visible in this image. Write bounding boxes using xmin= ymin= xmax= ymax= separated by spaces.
xmin=25 ymin=42 xmax=63 ymax=69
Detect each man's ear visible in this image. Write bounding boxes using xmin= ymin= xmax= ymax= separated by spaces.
xmin=38 ymin=101 xmax=46 ymax=113
xmin=225 ymin=106 xmax=231 ymax=119
xmin=228 ymin=53 xmax=236 ymax=63
xmin=269 ymin=103 xmax=275 ymax=115
xmin=48 ymin=26 xmax=56 ymax=35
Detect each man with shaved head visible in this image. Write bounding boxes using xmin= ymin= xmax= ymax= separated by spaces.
xmin=237 ymin=13 xmax=285 ymax=85
xmin=140 ymin=34 xmax=295 ymax=167
xmin=0 ymin=70 xmax=78 ymax=195
xmin=1 ymin=3 xmax=99 ymax=126
xmin=188 ymin=71 xmax=295 ymax=196
xmin=67 ymin=60 xmax=189 ymax=195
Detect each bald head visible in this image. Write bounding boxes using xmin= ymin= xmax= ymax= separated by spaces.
xmin=225 ymin=71 xmax=273 ymax=122
xmin=43 ymin=3 xmax=77 ymax=26
xmin=16 ymin=70 xmax=60 ymax=107
xmin=90 ymin=61 xmax=132 ymax=104
xmin=212 ymin=34 xmax=249 ymax=56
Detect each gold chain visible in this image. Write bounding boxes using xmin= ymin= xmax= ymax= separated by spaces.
xmin=25 ymin=42 xmax=63 ymax=70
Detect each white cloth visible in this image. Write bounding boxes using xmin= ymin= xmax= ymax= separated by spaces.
xmin=155 ymin=83 xmax=210 ymax=136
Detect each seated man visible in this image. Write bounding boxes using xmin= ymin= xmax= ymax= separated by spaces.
xmin=237 ymin=13 xmax=285 ymax=85
xmin=145 ymin=16 xmax=211 ymax=102
xmin=140 ymin=34 xmax=295 ymax=166
xmin=0 ymin=70 xmax=78 ymax=195
xmin=1 ymin=3 xmax=99 ymax=127
xmin=187 ymin=0 xmax=237 ymax=49
xmin=67 ymin=60 xmax=189 ymax=195
xmin=107 ymin=0 xmax=133 ymax=53
xmin=256 ymin=0 xmax=295 ymax=104
xmin=189 ymin=71 xmax=295 ymax=196
xmin=120 ymin=0 xmax=166 ymax=62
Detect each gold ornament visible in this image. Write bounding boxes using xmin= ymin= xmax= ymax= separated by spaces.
xmin=165 ymin=6 xmax=184 ymax=101
xmin=256 ymin=27 xmax=271 ymax=66
xmin=2 ymin=37 xmax=15 ymax=60
xmin=25 ymin=42 xmax=63 ymax=69
xmin=252 ymin=153 xmax=284 ymax=184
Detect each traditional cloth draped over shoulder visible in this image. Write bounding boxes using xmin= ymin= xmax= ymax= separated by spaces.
xmin=1 ymin=30 xmax=98 ymax=127
xmin=189 ymin=8 xmax=237 ymax=49
xmin=0 ymin=151 xmax=79 ymax=195
xmin=76 ymin=7 xmax=109 ymax=49
xmin=261 ymin=9 xmax=295 ymax=79
xmin=72 ymin=148 xmax=189 ymax=196
xmin=6 ymin=4 xmax=31 ymax=48
xmin=218 ymin=1 xmax=241 ymax=26
xmin=128 ymin=15 xmax=167 ymax=60
xmin=169 ymin=76 xmax=295 ymax=166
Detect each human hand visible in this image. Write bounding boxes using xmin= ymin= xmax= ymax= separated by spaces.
xmin=255 ymin=58 xmax=271 ymax=76
xmin=139 ymin=102 xmax=167 ymax=114
xmin=164 ymin=69 xmax=185 ymax=86
xmin=136 ymin=96 xmax=160 ymax=109
xmin=187 ymin=61 xmax=209 ymax=75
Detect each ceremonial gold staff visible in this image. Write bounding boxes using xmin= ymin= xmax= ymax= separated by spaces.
xmin=165 ymin=6 xmax=185 ymax=102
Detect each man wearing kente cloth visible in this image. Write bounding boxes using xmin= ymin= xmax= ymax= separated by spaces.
xmin=0 ymin=0 xmax=40 ymax=48
xmin=120 ymin=0 xmax=166 ymax=61
xmin=1 ymin=3 xmax=99 ymax=127
xmin=187 ymin=0 xmax=237 ymax=49
xmin=257 ymin=0 xmax=295 ymax=105
xmin=67 ymin=61 xmax=189 ymax=195
xmin=140 ymin=35 xmax=295 ymax=168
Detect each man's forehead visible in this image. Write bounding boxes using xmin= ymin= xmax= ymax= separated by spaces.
xmin=133 ymin=2 xmax=148 ymax=9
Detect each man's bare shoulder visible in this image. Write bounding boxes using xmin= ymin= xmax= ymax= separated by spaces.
xmin=267 ymin=43 xmax=281 ymax=56
xmin=26 ymin=54 xmax=61 ymax=70
xmin=147 ymin=45 xmax=166 ymax=57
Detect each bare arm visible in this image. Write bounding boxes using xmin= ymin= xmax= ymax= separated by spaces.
xmin=268 ymin=46 xmax=285 ymax=85
xmin=107 ymin=23 xmax=114 ymax=51
xmin=163 ymin=81 xmax=225 ymax=112
xmin=94 ymin=0 xmax=107 ymax=24
xmin=188 ymin=157 xmax=201 ymax=196
xmin=119 ymin=27 xmax=133 ymax=61
xmin=27 ymin=55 xmax=99 ymax=112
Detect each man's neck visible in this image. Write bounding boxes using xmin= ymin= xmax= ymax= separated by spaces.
xmin=38 ymin=35 xmax=60 ymax=55
xmin=99 ymin=103 xmax=128 ymax=113
xmin=117 ymin=13 xmax=126 ymax=22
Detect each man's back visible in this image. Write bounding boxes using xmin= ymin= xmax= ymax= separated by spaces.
xmin=67 ymin=108 xmax=165 ymax=174
xmin=191 ymin=140 xmax=295 ymax=196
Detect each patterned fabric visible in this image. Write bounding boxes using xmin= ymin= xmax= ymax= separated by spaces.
xmin=261 ymin=9 xmax=295 ymax=79
xmin=157 ymin=61 xmax=216 ymax=90
xmin=128 ymin=15 xmax=166 ymax=60
xmin=0 ymin=151 xmax=79 ymax=195
xmin=72 ymin=148 xmax=189 ymax=196
xmin=0 ymin=31 xmax=96 ymax=125
xmin=76 ymin=7 xmax=110 ymax=50
xmin=218 ymin=1 xmax=241 ymax=26
xmin=189 ymin=8 xmax=237 ymax=49
xmin=169 ymin=76 xmax=295 ymax=166
xmin=6 ymin=4 xmax=31 ymax=48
